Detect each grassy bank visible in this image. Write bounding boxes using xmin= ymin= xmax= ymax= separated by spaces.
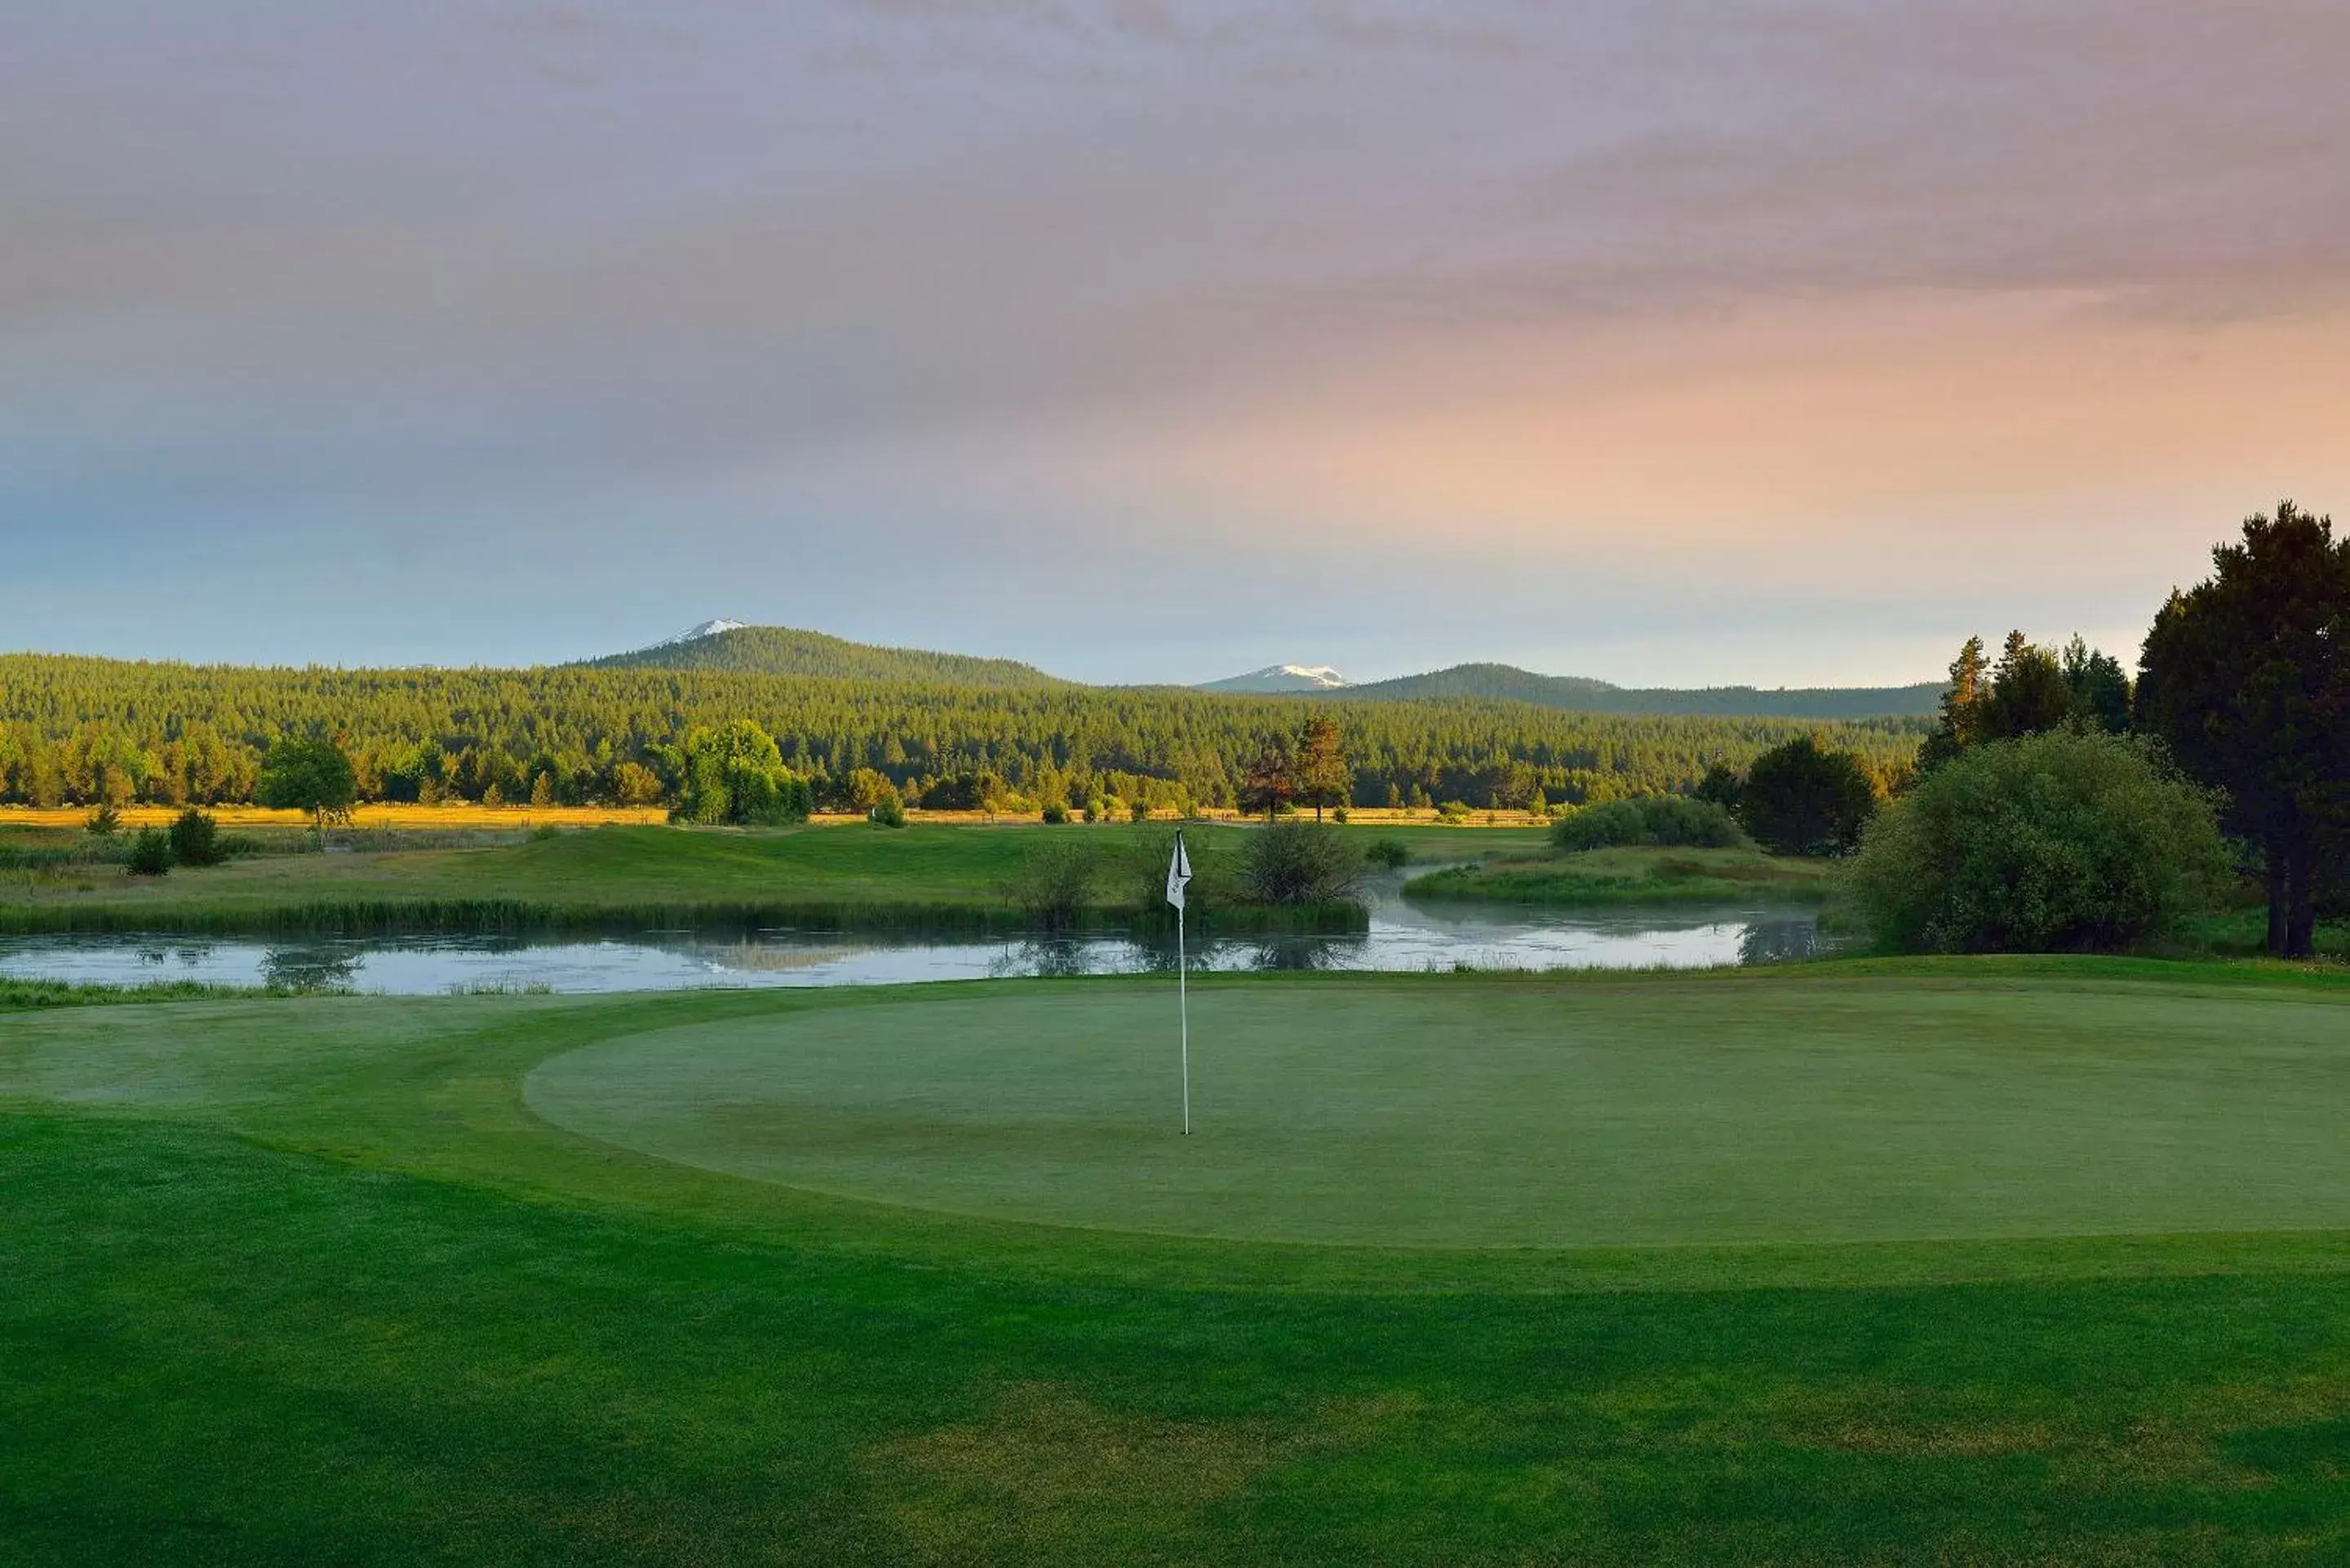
xmin=1403 ymin=843 xmax=1837 ymax=905
xmin=7 ymin=963 xmax=2350 ymax=1561
xmin=0 ymin=822 xmax=1496 ymax=936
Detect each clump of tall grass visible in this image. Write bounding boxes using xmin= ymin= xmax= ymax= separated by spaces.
xmin=0 ymin=976 xmax=271 ymax=1010
xmin=1002 ymin=838 xmax=1096 ymax=931
xmin=1242 ymin=821 xmax=1368 ymax=906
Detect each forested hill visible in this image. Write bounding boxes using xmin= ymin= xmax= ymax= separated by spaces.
xmin=1341 ymin=663 xmax=1944 ymax=719
xmin=576 ymin=625 xmax=1069 ymax=689
xmin=0 ymin=653 xmax=1925 ymax=814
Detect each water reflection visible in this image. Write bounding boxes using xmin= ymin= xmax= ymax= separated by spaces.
xmin=1 ymin=899 xmax=1838 ymax=997
xmin=259 ymin=943 xmax=368 ymax=993
xmin=1739 ymin=919 xmax=1828 ymax=966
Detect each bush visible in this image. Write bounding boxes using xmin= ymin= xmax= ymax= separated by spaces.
xmin=1365 ymin=838 xmax=1410 ymax=870
xmin=1739 ymin=736 xmax=1877 ymax=857
xmin=1040 ymin=802 xmax=1069 ymax=825
xmin=125 ymin=828 xmax=173 ymax=877
xmin=84 ymin=804 xmax=122 ymax=837
xmin=1129 ymin=798 xmax=1151 ymax=823
xmin=1843 ymin=730 xmax=2231 ymax=954
xmin=1003 ymin=837 xmax=1095 ymax=929
xmin=1552 ymin=795 xmax=1745 ymax=852
xmin=1241 ymin=821 xmax=1367 ymax=906
xmin=167 ymin=808 xmax=227 ymax=867
xmin=868 ymin=795 xmax=906 ymax=828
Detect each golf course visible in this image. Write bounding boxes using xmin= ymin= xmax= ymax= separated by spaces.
xmin=9 ymin=960 xmax=2350 ymax=1562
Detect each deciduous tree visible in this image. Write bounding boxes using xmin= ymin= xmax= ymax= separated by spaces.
xmin=1738 ymin=736 xmax=1877 ymax=857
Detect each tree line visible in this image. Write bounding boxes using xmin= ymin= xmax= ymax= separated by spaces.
xmin=0 ymin=656 xmax=1925 ymax=817
xmin=1839 ymin=502 xmax=2346 ymax=959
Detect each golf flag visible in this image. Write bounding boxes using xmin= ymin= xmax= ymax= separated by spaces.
xmin=1165 ymin=831 xmax=1193 ymax=911
xmin=1168 ymin=830 xmax=1193 ymax=1135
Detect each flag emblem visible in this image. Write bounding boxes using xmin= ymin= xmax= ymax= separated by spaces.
xmin=1165 ymin=831 xmax=1193 ymax=912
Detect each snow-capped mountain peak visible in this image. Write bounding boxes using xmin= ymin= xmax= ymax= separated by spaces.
xmin=659 ymin=618 xmax=747 ymax=647
xmin=1196 ymin=663 xmax=1351 ymax=693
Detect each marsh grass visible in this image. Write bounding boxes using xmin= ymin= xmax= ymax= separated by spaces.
xmin=0 ymin=975 xmax=268 ymax=1009
xmin=1408 ymin=844 xmax=1835 ymax=905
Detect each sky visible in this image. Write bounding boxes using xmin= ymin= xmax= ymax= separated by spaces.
xmin=5 ymin=1 xmax=2348 ymax=685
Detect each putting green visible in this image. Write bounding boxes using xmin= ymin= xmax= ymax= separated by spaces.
xmin=522 ymin=977 xmax=2350 ymax=1247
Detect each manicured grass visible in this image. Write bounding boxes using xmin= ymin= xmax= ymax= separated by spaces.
xmin=7 ymin=964 xmax=2350 ymax=1562
xmin=521 ymin=973 xmax=2350 ymax=1246
xmin=0 ymin=822 xmax=1490 ymax=935
xmin=1405 ymin=843 xmax=1837 ymax=904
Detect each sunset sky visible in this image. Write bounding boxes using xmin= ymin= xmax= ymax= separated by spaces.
xmin=7 ymin=2 xmax=2348 ymax=684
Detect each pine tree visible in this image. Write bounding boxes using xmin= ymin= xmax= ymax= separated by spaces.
xmin=1292 ymin=716 xmax=1350 ymax=822
xmin=1918 ymin=636 xmax=1987 ymax=771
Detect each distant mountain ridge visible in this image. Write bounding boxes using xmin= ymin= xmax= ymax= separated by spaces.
xmin=1340 ymin=662 xmax=1943 ymax=719
xmin=576 ymin=622 xmax=1068 ymax=689
xmin=574 ymin=624 xmax=1935 ymax=716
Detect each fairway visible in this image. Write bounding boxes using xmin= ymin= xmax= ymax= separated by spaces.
xmin=524 ymin=975 xmax=2350 ymax=1247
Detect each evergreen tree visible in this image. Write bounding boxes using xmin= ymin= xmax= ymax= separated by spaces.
xmin=1979 ymin=631 xmax=2076 ymax=741
xmin=2060 ymin=636 xmax=2132 ymax=734
xmin=1292 ymin=716 xmax=1350 ymax=822
xmin=1240 ymin=735 xmax=1297 ymax=821
xmin=2138 ymin=502 xmax=2350 ymax=957
xmin=1917 ymin=636 xmax=1987 ymax=771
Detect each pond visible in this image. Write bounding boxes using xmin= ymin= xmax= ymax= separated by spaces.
xmin=0 ymin=882 xmax=1834 ymax=995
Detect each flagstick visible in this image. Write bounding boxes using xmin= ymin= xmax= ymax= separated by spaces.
xmin=1178 ymin=902 xmax=1191 ymax=1136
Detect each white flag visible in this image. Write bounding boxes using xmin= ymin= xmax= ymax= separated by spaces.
xmin=1165 ymin=831 xmax=1193 ymax=911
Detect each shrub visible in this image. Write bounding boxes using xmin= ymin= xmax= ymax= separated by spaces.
xmin=1241 ymin=821 xmax=1367 ymax=906
xmin=868 ymin=796 xmax=906 ymax=828
xmin=125 ymin=828 xmax=174 ymax=877
xmin=1128 ymin=798 xmax=1151 ymax=823
xmin=1739 ymin=736 xmax=1877 ymax=856
xmin=1553 ymin=795 xmax=1745 ymax=852
xmin=167 ymin=808 xmax=227 ymax=867
xmin=1003 ymin=837 xmax=1095 ymax=929
xmin=1040 ymin=802 xmax=1069 ymax=825
xmin=84 ymin=804 xmax=122 ymax=837
xmin=1365 ymin=838 xmax=1410 ymax=870
xmin=1330 ymin=804 xmax=1350 ymax=824
xmin=1843 ymin=730 xmax=2231 ymax=954
xmin=1435 ymin=800 xmax=1471 ymax=823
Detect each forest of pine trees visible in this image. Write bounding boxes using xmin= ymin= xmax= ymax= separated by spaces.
xmin=0 ymin=654 xmax=1926 ymax=814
